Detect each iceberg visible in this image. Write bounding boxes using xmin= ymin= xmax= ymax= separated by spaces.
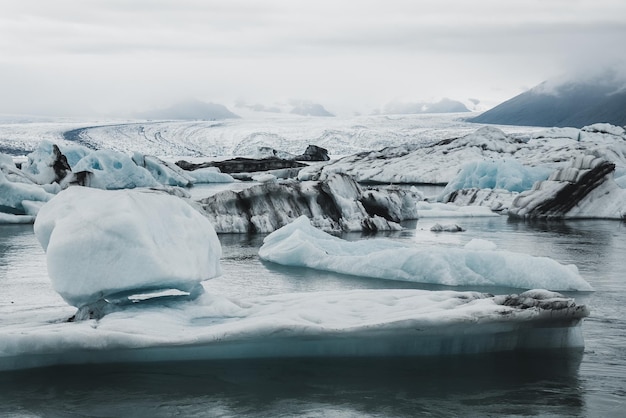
xmin=509 ymin=156 xmax=626 ymax=219
xmin=33 ymin=186 xmax=222 ymax=309
xmin=258 ymin=216 xmax=593 ymax=291
xmin=416 ymin=201 xmax=500 ymax=218
xmin=131 ymin=153 xmax=195 ymax=187
xmin=0 ymin=288 xmax=588 ymax=371
xmin=185 ymin=167 xmax=235 ymax=183
xmin=440 ymin=159 xmax=551 ymax=196
xmin=71 ymin=150 xmax=160 ymax=189
xmin=21 ymin=140 xmax=72 ymax=185
xmin=198 ymin=173 xmax=420 ymax=233
xmin=0 ymin=169 xmax=55 ymax=219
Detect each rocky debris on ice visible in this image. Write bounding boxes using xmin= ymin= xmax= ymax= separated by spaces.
xmin=197 ymin=173 xmax=422 ymax=233
xmin=440 ymin=188 xmax=517 ymax=214
xmin=298 ymin=125 xmax=626 ymax=184
xmin=254 ymin=144 xmax=330 ymax=162
xmin=258 ymin=216 xmax=593 ymax=291
xmin=34 ymin=186 xmax=222 ymax=310
xmin=176 ymin=157 xmax=306 ymax=174
xmin=509 ymin=155 xmax=626 ymax=219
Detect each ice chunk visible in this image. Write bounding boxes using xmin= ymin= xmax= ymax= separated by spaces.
xmin=430 ymin=223 xmax=465 ymax=232
xmin=131 ymin=153 xmax=195 ymax=187
xmin=0 ymin=170 xmax=55 ymax=218
xmin=72 ymin=150 xmax=160 ymax=189
xmin=0 ymin=288 xmax=589 ymax=371
xmin=259 ymin=216 xmax=593 ymax=291
xmin=440 ymin=160 xmax=551 ymax=196
xmin=34 ymin=186 xmax=222 ymax=308
xmin=186 ymin=167 xmax=235 ymax=184
xmin=21 ymin=140 xmax=72 ymax=185
xmin=417 ymin=201 xmax=499 ymax=218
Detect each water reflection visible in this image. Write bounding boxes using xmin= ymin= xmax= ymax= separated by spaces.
xmin=0 ymin=352 xmax=584 ymax=417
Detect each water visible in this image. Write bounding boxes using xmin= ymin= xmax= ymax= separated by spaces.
xmin=1 ymin=217 xmax=625 ymax=417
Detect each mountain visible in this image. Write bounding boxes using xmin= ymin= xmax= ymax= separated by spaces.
xmin=137 ymin=99 xmax=239 ymax=120
xmin=469 ymin=73 xmax=626 ymax=128
xmin=289 ymin=101 xmax=334 ymax=117
xmin=383 ymin=98 xmax=470 ymax=115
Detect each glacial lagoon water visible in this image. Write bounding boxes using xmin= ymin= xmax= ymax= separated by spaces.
xmin=1 ymin=215 xmax=625 ymax=417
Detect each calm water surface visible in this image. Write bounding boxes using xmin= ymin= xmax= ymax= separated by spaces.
xmin=0 ymin=216 xmax=625 ymax=417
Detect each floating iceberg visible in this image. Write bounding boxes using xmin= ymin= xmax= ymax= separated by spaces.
xmin=509 ymin=156 xmax=626 ymax=219
xmin=34 ymin=186 xmax=222 ymax=308
xmin=440 ymin=159 xmax=551 ymax=196
xmin=185 ymin=167 xmax=235 ymax=184
xmin=416 ymin=201 xmax=500 ymax=218
xmin=0 ymin=169 xmax=55 ymax=218
xmin=259 ymin=216 xmax=593 ymax=291
xmin=198 ymin=174 xmax=420 ymax=233
xmin=131 ymin=153 xmax=195 ymax=187
xmin=21 ymin=140 xmax=72 ymax=185
xmin=0 ymin=288 xmax=588 ymax=371
xmin=72 ymin=150 xmax=160 ymax=189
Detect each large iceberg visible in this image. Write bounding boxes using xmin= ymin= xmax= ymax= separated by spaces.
xmin=0 ymin=288 xmax=588 ymax=371
xmin=198 ymin=173 xmax=421 ymax=233
xmin=509 ymin=156 xmax=626 ymax=219
xmin=259 ymin=216 xmax=593 ymax=291
xmin=34 ymin=186 xmax=222 ymax=309
xmin=300 ymin=125 xmax=626 ymax=184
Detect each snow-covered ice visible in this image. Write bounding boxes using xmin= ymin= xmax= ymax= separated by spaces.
xmin=33 ymin=186 xmax=222 ymax=308
xmin=416 ymin=201 xmax=500 ymax=218
xmin=185 ymin=167 xmax=236 ymax=184
xmin=259 ymin=216 xmax=593 ymax=291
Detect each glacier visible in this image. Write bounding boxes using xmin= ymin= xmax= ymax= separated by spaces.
xmin=33 ymin=186 xmax=222 ymax=309
xmin=259 ymin=216 xmax=593 ymax=291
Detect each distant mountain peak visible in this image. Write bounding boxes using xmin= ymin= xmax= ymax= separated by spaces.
xmin=469 ymin=71 xmax=626 ymax=128
xmin=137 ymin=99 xmax=239 ymax=121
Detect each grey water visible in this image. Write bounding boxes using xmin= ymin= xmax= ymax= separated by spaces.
xmin=0 ymin=217 xmax=625 ymax=417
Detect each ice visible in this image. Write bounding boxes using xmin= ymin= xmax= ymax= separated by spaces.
xmin=259 ymin=216 xmax=593 ymax=291
xmin=0 ymin=169 xmax=55 ymax=218
xmin=0 ymin=288 xmax=588 ymax=371
xmin=198 ymin=174 xmax=417 ymax=233
xmin=21 ymin=140 xmax=72 ymax=185
xmin=72 ymin=150 xmax=160 ymax=189
xmin=416 ymin=201 xmax=500 ymax=218
xmin=440 ymin=159 xmax=551 ymax=196
xmin=185 ymin=167 xmax=236 ymax=184
xmin=33 ymin=186 xmax=222 ymax=308
xmin=509 ymin=156 xmax=626 ymax=219
xmin=131 ymin=153 xmax=195 ymax=187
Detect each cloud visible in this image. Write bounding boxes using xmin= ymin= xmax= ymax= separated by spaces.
xmin=0 ymin=0 xmax=625 ymax=116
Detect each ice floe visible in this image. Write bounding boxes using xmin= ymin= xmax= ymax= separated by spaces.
xmin=259 ymin=216 xmax=593 ymax=291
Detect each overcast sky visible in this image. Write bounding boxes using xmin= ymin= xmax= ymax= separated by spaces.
xmin=1 ymin=0 xmax=625 ymax=117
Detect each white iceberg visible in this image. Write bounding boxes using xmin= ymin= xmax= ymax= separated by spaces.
xmin=72 ymin=150 xmax=160 ymax=189
xmin=0 ymin=288 xmax=588 ymax=371
xmin=258 ymin=216 xmax=593 ymax=291
xmin=0 ymin=169 xmax=55 ymax=219
xmin=132 ymin=153 xmax=196 ymax=187
xmin=33 ymin=186 xmax=222 ymax=308
xmin=186 ymin=167 xmax=236 ymax=184
xmin=21 ymin=140 xmax=72 ymax=185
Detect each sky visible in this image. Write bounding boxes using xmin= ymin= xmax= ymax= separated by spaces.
xmin=0 ymin=0 xmax=625 ymax=117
